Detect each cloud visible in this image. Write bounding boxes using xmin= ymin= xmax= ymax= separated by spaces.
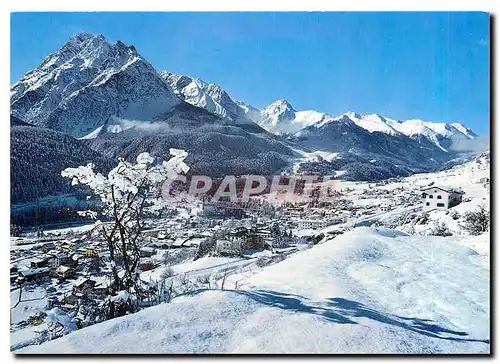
xmin=478 ymin=38 xmax=489 ymax=46
xmin=108 ymin=116 xmax=176 ymax=133
xmin=449 ymin=135 xmax=490 ymax=153
xmin=107 ymin=116 xmax=232 ymax=134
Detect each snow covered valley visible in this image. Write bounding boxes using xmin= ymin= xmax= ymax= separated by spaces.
xmin=19 ymin=227 xmax=489 ymax=354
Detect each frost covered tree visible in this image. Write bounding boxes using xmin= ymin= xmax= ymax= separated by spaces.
xmin=431 ymin=221 xmax=452 ymax=237
xmin=45 ymin=308 xmax=78 ymax=340
xmin=61 ymin=149 xmax=189 ymax=296
xmin=76 ymin=290 xmax=102 ymax=327
xmin=463 ymin=205 xmax=490 ymax=235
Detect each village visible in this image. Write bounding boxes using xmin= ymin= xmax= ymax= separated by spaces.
xmin=10 ymin=154 xmax=490 ymax=350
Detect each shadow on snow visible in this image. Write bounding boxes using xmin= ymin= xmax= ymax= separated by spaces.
xmin=216 ymin=289 xmax=490 ymax=345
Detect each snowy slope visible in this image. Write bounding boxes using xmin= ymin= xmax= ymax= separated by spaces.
xmin=235 ymin=101 xmax=261 ymax=122
xmin=337 ymin=152 xmax=490 ymax=238
xmin=21 ymin=227 xmax=489 ymax=354
xmin=450 ymin=123 xmax=477 ymax=139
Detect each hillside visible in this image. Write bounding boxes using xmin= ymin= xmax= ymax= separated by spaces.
xmin=20 ymin=227 xmax=489 ymax=354
xmin=11 ymin=125 xmax=113 ymax=204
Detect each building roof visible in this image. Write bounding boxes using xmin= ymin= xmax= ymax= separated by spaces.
xmin=420 ymin=185 xmax=465 ymax=194
xmin=19 ymin=267 xmax=51 ymax=277
xmin=56 ymin=265 xmax=73 ymax=273
xmin=71 ymin=253 xmax=83 ymax=261
xmin=31 ymin=257 xmax=48 ymax=264
xmin=73 ymin=277 xmax=96 ymax=287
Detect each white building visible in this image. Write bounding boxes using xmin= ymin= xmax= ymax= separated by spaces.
xmin=421 ymin=185 xmax=464 ymax=209
xmin=216 ymin=239 xmax=242 ymax=255
xmin=295 ymin=219 xmax=332 ymax=230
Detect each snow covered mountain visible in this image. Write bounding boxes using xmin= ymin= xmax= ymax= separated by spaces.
xmin=254 ymin=101 xmax=477 ymax=152
xmin=10 ymin=32 xmax=483 ymax=198
xmin=235 ymin=101 xmax=261 ymax=122
xmin=11 ymin=33 xmax=182 ymax=137
xmin=255 ymin=100 xmax=358 ymax=136
xmin=11 ymin=32 xmax=477 ymax=152
xmin=9 ymin=34 xmax=299 ymax=199
xmin=160 ymin=71 xmax=249 ymax=123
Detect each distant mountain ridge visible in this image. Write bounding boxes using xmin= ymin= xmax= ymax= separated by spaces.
xmin=248 ymin=101 xmax=477 ymax=152
xmin=159 ymin=70 xmax=478 ymax=152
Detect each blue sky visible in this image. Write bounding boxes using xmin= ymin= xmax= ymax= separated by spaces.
xmin=11 ymin=12 xmax=490 ymax=134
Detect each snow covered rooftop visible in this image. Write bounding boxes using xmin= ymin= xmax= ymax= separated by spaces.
xmin=420 ymin=185 xmax=465 ymax=194
xmin=56 ymin=266 xmax=72 ymax=273
xmin=19 ymin=267 xmax=51 ymax=277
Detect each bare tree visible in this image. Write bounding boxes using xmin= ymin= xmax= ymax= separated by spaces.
xmin=219 ymin=268 xmax=230 ymax=290
xmin=196 ymin=274 xmax=211 ymax=289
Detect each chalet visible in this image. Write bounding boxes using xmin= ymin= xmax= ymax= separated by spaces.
xmin=157 ymin=231 xmax=169 ymax=240
xmin=149 ymin=241 xmax=171 ymax=249
xmin=61 ymin=290 xmax=79 ymax=305
xmin=479 ymin=177 xmax=490 ymax=186
xmin=295 ymin=219 xmax=332 ymax=230
xmin=60 ymin=303 xmax=77 ymax=313
xmin=77 ymin=247 xmax=98 ymax=257
xmin=216 ymin=239 xmax=242 ymax=255
xmin=140 ymin=247 xmax=156 ymax=258
xmin=41 ymin=242 xmax=56 ymax=253
xmin=70 ymin=253 xmax=84 ymax=266
xmin=228 ymin=227 xmax=248 ymax=241
xmin=85 ymin=247 xmax=98 ymax=257
xmin=49 ymin=252 xmax=69 ymax=268
xmin=70 ymin=237 xmax=83 ymax=245
xmin=421 ymin=185 xmax=464 ymax=209
xmin=91 ymin=276 xmax=112 ymax=297
xmin=283 ymin=205 xmax=304 ymax=217
xmin=18 ymin=267 xmax=51 ymax=281
xmin=60 ymin=242 xmax=74 ymax=253
xmin=72 ymin=278 xmax=96 ymax=296
xmin=139 ymin=258 xmax=155 ymax=271
xmin=254 ymin=227 xmax=272 ymax=239
xmin=30 ymin=257 xmax=49 ymax=269
xmin=55 ymin=265 xmax=75 ymax=279
xmin=226 ymin=227 xmax=266 ymax=251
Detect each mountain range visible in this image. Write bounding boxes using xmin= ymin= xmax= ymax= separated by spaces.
xmin=10 ymin=33 xmax=481 ymax=207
